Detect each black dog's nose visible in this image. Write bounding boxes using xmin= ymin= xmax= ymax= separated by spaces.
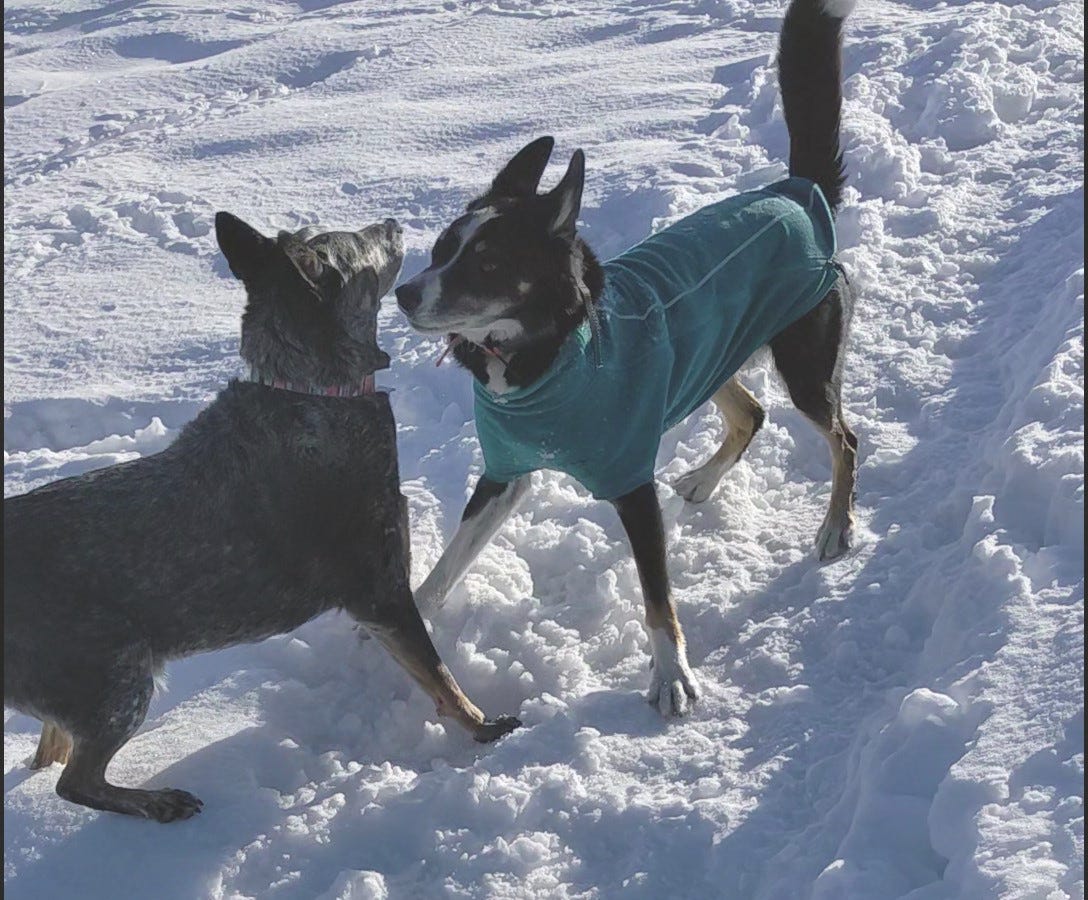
xmin=395 ymin=282 xmax=422 ymax=315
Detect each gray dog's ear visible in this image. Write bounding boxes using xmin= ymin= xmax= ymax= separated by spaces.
xmin=215 ymin=212 xmax=272 ymax=281
xmin=484 ymin=136 xmax=555 ymax=202
xmin=338 ymin=265 xmax=389 ymax=372
xmin=339 ymin=265 xmax=380 ymax=307
xmin=539 ymin=149 xmax=585 ymax=239
xmin=276 ymin=233 xmax=327 ymax=286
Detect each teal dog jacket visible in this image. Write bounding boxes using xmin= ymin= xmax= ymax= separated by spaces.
xmin=474 ymin=177 xmax=840 ymax=500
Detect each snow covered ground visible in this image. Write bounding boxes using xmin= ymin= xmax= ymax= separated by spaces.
xmin=3 ymin=0 xmax=1083 ymax=897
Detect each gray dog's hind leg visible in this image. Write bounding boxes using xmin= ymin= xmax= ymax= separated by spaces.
xmin=54 ymin=643 xmax=203 ymax=823
xmin=364 ymin=598 xmax=520 ymax=743
xmin=58 ymin=736 xmax=203 ymax=823
xmin=30 ymin=722 xmax=72 ymax=769
xmin=769 ymin=280 xmax=858 ymax=560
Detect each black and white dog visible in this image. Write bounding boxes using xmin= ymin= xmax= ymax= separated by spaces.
xmin=396 ymin=0 xmax=858 ymax=716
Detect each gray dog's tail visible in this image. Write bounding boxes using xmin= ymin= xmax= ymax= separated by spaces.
xmin=778 ymin=0 xmax=854 ymax=213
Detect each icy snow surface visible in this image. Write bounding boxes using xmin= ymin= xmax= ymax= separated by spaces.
xmin=4 ymin=1 xmax=1084 ymax=898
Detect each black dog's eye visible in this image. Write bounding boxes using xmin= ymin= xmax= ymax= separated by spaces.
xmin=480 ymin=260 xmax=497 ymax=273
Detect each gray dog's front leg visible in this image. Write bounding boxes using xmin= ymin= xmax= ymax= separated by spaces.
xmin=415 ymin=475 xmax=529 ymax=615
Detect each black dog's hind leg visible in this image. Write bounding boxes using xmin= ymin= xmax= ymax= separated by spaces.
xmin=674 ymin=377 xmax=765 ymax=503
xmin=364 ymin=595 xmax=521 ymax=742
xmin=613 ymin=482 xmax=699 ymax=716
xmin=54 ymin=643 xmax=202 ymax=823
xmin=414 ymin=475 xmax=529 ymax=614
xmin=769 ymin=279 xmax=858 ymax=560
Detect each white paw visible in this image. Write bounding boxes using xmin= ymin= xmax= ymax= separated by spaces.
xmin=673 ymin=463 xmax=725 ymax=504
xmin=815 ymin=513 xmax=853 ymax=561
xmin=647 ymin=629 xmax=700 ymax=717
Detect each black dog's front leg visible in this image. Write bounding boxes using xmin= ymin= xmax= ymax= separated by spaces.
xmin=414 ymin=475 xmax=529 ymax=615
xmin=613 ymin=482 xmax=699 ymax=716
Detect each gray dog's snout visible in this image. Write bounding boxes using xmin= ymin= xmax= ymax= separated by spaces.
xmin=384 ymin=218 xmax=402 ymax=239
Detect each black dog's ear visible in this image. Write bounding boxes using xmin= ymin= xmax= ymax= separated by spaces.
xmin=539 ymin=149 xmax=585 ymax=239
xmin=215 ymin=212 xmax=273 ymax=281
xmin=485 ymin=136 xmax=555 ymax=201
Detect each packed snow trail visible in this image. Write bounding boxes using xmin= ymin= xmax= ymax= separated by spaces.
xmin=4 ymin=1 xmax=1083 ymax=898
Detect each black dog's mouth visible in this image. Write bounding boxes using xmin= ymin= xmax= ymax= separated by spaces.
xmin=434 ymin=333 xmax=510 ymax=368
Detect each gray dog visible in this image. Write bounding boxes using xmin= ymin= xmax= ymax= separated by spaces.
xmin=3 ymin=212 xmax=520 ymax=823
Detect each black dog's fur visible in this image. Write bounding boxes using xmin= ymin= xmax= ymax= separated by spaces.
xmin=4 ymin=214 xmax=519 ymax=823
xmin=396 ymin=0 xmax=858 ymax=716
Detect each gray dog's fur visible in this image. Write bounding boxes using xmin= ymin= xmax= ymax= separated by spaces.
xmin=3 ymin=213 xmax=519 ymax=823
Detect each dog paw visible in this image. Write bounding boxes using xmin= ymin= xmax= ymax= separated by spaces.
xmin=648 ymin=666 xmax=699 ymax=717
xmin=673 ymin=464 xmax=724 ymax=504
xmin=28 ymin=750 xmax=67 ymax=770
xmin=133 ymin=788 xmax=204 ymax=823
xmin=815 ymin=514 xmax=853 ymax=560
xmin=28 ymin=724 xmax=72 ymax=770
xmin=647 ymin=630 xmax=699 ymax=717
xmin=473 ymin=715 xmax=522 ymax=743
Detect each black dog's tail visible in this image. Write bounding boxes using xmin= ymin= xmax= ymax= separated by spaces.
xmin=778 ymin=0 xmax=854 ymax=213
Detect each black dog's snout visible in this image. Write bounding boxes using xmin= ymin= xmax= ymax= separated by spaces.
xmin=395 ymin=282 xmax=422 ymax=315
